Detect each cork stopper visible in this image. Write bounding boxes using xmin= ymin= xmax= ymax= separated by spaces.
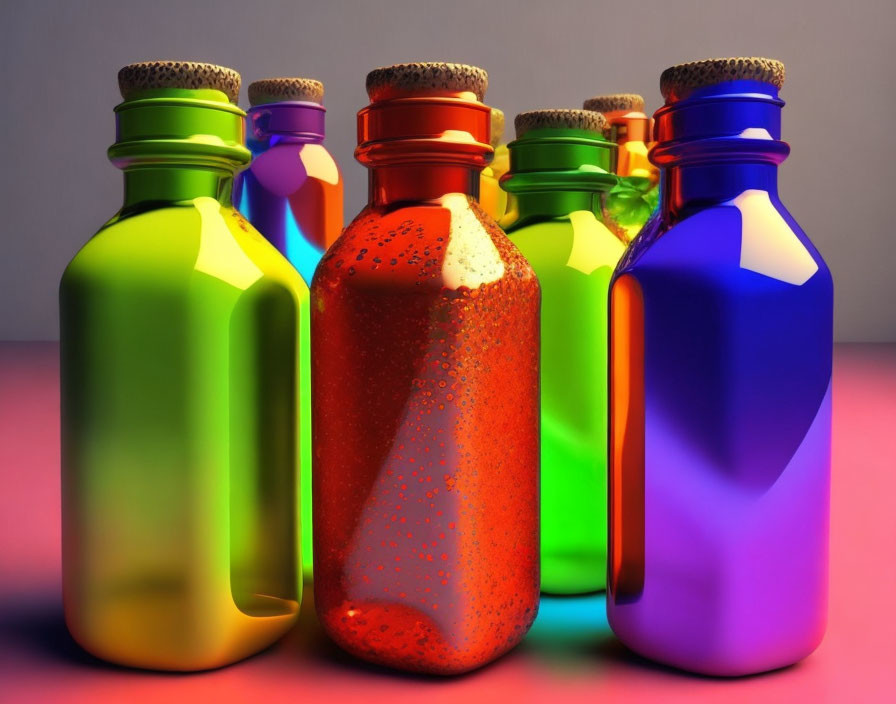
xmin=248 ymin=77 xmax=324 ymax=106
xmin=583 ymin=93 xmax=645 ymax=114
xmin=660 ymin=57 xmax=785 ymax=102
xmin=514 ymin=109 xmax=608 ymax=138
xmin=118 ymin=61 xmax=241 ymax=103
xmin=490 ymin=108 xmax=505 ymax=147
xmin=365 ymin=62 xmax=488 ymax=102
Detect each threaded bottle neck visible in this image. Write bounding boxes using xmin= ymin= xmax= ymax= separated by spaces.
xmin=355 ymin=94 xmax=492 ymax=205
xmin=651 ymin=80 xmax=789 ymax=223
xmin=246 ymin=102 xmax=326 ymax=152
xmin=108 ymin=88 xmax=248 ymax=210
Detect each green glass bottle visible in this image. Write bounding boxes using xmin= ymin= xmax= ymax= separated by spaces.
xmin=60 ymin=61 xmax=306 ymax=670
xmin=500 ymin=109 xmax=623 ymax=594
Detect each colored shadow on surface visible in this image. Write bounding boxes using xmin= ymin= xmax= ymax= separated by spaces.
xmin=1 ymin=343 xmax=894 ymax=702
xmin=526 ymin=593 xmax=612 ymax=651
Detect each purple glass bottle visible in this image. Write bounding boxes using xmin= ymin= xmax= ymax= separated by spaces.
xmin=234 ymin=78 xmax=343 ymax=580
xmin=608 ymin=58 xmax=832 ymax=676
xmin=235 ymin=78 xmax=343 ymax=285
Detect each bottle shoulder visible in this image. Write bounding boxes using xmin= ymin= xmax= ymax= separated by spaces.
xmin=616 ymin=195 xmax=831 ymax=291
xmin=313 ymin=196 xmax=537 ymax=293
xmin=62 ymin=198 xmax=307 ymax=302
xmin=508 ymin=211 xmax=626 ymax=275
xmin=245 ymin=142 xmax=341 ymax=193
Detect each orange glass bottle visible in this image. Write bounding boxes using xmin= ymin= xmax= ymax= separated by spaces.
xmin=311 ymin=63 xmax=541 ymax=675
xmin=583 ymin=94 xmax=658 ymax=241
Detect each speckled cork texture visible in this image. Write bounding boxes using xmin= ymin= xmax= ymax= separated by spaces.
xmin=514 ymin=109 xmax=608 ymax=138
xmin=248 ymin=77 xmax=324 ymax=106
xmin=583 ymin=94 xmax=645 ymax=114
xmin=490 ymin=108 xmax=505 ymax=147
xmin=118 ymin=61 xmax=241 ymax=103
xmin=365 ymin=62 xmax=488 ymax=102
xmin=660 ymin=57 xmax=785 ymax=101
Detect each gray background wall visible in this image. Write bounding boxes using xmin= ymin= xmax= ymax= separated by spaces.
xmin=1 ymin=0 xmax=893 ymax=340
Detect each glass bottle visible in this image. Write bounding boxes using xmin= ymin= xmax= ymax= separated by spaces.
xmin=60 ymin=61 xmax=304 ymax=671
xmin=234 ymin=77 xmax=343 ymax=582
xmin=235 ymin=77 xmax=343 ymax=284
xmin=500 ymin=109 xmax=623 ymax=594
xmin=311 ymin=62 xmax=540 ymax=675
xmin=583 ymin=94 xmax=658 ymax=242
xmin=479 ymin=107 xmax=509 ymax=221
xmin=608 ymin=58 xmax=832 ymax=676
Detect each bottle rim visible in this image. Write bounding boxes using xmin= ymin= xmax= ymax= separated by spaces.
xmin=109 ymin=91 xmax=250 ymax=170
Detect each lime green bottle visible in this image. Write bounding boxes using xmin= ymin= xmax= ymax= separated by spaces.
xmin=60 ymin=62 xmax=307 ymax=670
xmin=500 ymin=109 xmax=623 ymax=594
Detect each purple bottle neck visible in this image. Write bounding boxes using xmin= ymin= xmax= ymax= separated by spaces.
xmin=246 ymin=101 xmax=326 ymax=151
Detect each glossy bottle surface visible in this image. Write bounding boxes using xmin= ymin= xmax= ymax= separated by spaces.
xmin=60 ymin=87 xmax=305 ymax=670
xmin=479 ymin=107 xmax=510 ymax=221
xmin=608 ymin=77 xmax=832 ymax=676
xmin=480 ymin=142 xmax=509 ymax=221
xmin=603 ymin=110 xmax=659 ymax=242
xmin=235 ymin=100 xmax=343 ymax=285
xmin=502 ymin=126 xmax=623 ymax=594
xmin=312 ymin=80 xmax=540 ymax=675
xmin=234 ymin=99 xmax=342 ymax=581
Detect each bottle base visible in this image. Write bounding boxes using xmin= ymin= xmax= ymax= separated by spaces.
xmin=317 ymin=599 xmax=534 ymax=676
xmin=608 ymin=608 xmax=826 ymax=677
xmin=65 ymin=589 xmax=299 ymax=671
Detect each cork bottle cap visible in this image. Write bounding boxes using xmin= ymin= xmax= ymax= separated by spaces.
xmin=660 ymin=57 xmax=785 ymax=102
xmin=248 ymin=77 xmax=324 ymax=106
xmin=490 ymin=108 xmax=505 ymax=147
xmin=514 ymin=109 xmax=608 ymax=138
xmin=118 ymin=60 xmax=241 ymax=103
xmin=582 ymin=93 xmax=645 ymax=114
xmin=365 ymin=62 xmax=488 ymax=102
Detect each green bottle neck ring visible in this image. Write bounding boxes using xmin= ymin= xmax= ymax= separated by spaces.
xmin=501 ymin=128 xmax=618 ymax=196
xmin=500 ymin=128 xmax=618 ymax=231
xmin=108 ymin=89 xmax=250 ymax=173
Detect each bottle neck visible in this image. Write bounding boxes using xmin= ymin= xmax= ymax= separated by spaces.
xmin=356 ymin=95 xmax=492 ymax=207
xmin=662 ymin=162 xmax=779 ymax=224
xmin=109 ymin=89 xmax=249 ymax=212
xmin=512 ymin=190 xmax=600 ymax=222
xmin=246 ymin=102 xmax=326 ymax=153
xmin=651 ymin=79 xmax=789 ymax=226
xmin=607 ymin=112 xmax=651 ymax=146
xmin=122 ymin=166 xmax=234 ymax=210
xmin=501 ymin=127 xmax=616 ymax=229
xmin=369 ymin=164 xmax=479 ymax=206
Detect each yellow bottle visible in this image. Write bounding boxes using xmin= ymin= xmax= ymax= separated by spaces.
xmin=479 ymin=107 xmax=510 ymax=220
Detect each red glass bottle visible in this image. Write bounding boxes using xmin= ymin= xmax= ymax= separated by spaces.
xmin=311 ymin=63 xmax=540 ymax=675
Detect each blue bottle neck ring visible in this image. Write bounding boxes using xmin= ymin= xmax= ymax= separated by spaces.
xmin=650 ymin=80 xmax=790 ymax=223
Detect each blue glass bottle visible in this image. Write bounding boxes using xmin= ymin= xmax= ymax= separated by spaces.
xmin=608 ymin=58 xmax=833 ymax=676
